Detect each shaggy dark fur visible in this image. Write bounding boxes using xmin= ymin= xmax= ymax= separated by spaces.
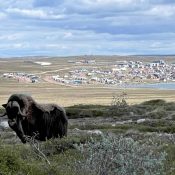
xmin=0 ymin=94 xmax=68 ymax=143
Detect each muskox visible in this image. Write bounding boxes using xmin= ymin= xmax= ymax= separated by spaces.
xmin=0 ymin=94 xmax=68 ymax=143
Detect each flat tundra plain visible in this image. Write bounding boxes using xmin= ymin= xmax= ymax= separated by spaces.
xmin=0 ymin=56 xmax=175 ymax=106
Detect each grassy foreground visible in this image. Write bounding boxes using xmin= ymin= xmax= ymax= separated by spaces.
xmin=1 ymin=99 xmax=175 ymax=174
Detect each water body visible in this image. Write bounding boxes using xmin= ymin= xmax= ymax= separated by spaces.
xmin=125 ymin=82 xmax=175 ymax=90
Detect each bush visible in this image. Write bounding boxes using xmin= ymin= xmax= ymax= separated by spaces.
xmin=0 ymin=137 xmax=84 ymax=175
xmin=79 ymin=109 xmax=93 ymax=118
xmin=0 ymin=147 xmax=23 ymax=174
xmin=145 ymin=109 xmax=167 ymax=119
xmin=141 ymin=99 xmax=166 ymax=106
xmin=163 ymin=144 xmax=175 ymax=173
xmin=73 ymin=134 xmax=167 ymax=175
xmin=0 ymin=107 xmax=5 ymax=114
xmin=164 ymin=102 xmax=175 ymax=111
xmin=66 ymin=105 xmax=107 ymax=119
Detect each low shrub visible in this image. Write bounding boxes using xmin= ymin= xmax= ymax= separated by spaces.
xmin=66 ymin=105 xmax=106 ymax=118
xmin=79 ymin=109 xmax=93 ymax=118
xmin=164 ymin=102 xmax=175 ymax=111
xmin=0 ymin=107 xmax=5 ymax=115
xmin=141 ymin=99 xmax=166 ymax=106
xmin=163 ymin=144 xmax=175 ymax=173
xmin=0 ymin=147 xmax=23 ymax=174
xmin=73 ymin=134 xmax=167 ymax=175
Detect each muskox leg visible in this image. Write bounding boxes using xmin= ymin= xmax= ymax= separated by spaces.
xmin=37 ymin=112 xmax=53 ymax=141
xmin=55 ymin=110 xmax=68 ymax=138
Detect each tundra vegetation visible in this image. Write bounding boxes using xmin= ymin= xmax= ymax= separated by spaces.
xmin=1 ymin=96 xmax=175 ymax=174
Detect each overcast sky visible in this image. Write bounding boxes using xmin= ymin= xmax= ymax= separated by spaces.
xmin=0 ymin=0 xmax=175 ymax=57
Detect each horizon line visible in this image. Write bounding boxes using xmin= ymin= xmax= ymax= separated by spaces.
xmin=1 ymin=54 xmax=175 ymax=59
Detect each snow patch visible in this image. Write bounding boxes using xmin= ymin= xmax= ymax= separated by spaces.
xmin=35 ymin=62 xmax=52 ymax=66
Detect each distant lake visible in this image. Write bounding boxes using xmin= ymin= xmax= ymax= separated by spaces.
xmin=124 ymin=82 xmax=175 ymax=90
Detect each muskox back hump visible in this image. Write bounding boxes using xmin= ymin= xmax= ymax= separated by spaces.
xmin=8 ymin=94 xmax=35 ymax=109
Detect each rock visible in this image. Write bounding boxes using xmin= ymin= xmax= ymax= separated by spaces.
xmin=74 ymin=128 xmax=80 ymax=131
xmin=87 ymin=130 xmax=103 ymax=135
xmin=0 ymin=121 xmax=9 ymax=128
xmin=0 ymin=120 xmax=9 ymax=129
xmin=137 ymin=118 xmax=146 ymax=124
xmin=116 ymin=120 xmax=133 ymax=125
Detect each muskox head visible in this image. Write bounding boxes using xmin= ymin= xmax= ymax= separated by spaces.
xmin=1 ymin=101 xmax=27 ymax=143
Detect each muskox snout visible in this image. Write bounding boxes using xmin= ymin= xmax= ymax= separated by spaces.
xmin=20 ymin=137 xmax=27 ymax=143
xmin=8 ymin=119 xmax=16 ymax=127
xmin=8 ymin=119 xmax=26 ymax=143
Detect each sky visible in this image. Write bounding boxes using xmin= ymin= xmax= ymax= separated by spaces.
xmin=0 ymin=0 xmax=175 ymax=57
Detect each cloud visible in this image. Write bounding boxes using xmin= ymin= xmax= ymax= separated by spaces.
xmin=146 ymin=5 xmax=175 ymax=17
xmin=60 ymin=0 xmax=145 ymax=15
xmin=0 ymin=12 xmax=6 ymax=19
xmin=0 ymin=0 xmax=175 ymax=56
xmin=0 ymin=34 xmax=21 ymax=40
xmin=63 ymin=32 xmax=73 ymax=38
xmin=6 ymin=8 xmax=65 ymax=19
xmin=0 ymin=0 xmax=34 ymax=9
xmin=33 ymin=0 xmax=62 ymax=7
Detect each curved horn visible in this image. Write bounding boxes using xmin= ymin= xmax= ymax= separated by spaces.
xmin=10 ymin=101 xmax=26 ymax=118
xmin=0 ymin=101 xmax=26 ymax=118
xmin=18 ymin=106 xmax=27 ymax=118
